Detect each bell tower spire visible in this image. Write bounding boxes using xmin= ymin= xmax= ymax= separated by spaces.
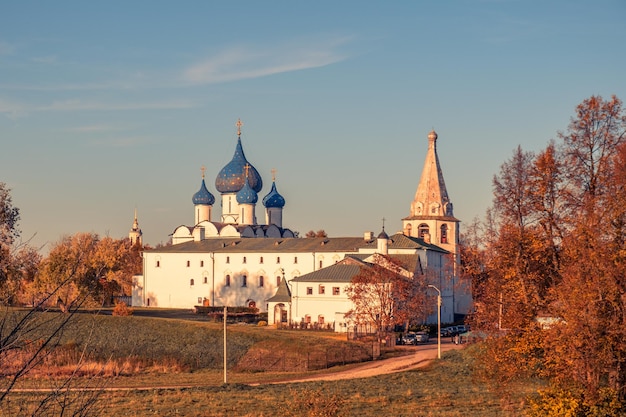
xmin=402 ymin=130 xmax=458 ymax=255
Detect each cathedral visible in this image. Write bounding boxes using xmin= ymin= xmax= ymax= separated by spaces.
xmin=132 ymin=122 xmax=472 ymax=329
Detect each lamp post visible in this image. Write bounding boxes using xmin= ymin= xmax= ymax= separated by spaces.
xmin=428 ymin=284 xmax=441 ymax=359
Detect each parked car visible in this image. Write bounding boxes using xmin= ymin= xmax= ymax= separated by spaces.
xmin=401 ymin=333 xmax=418 ymax=345
xmin=456 ymin=325 xmax=469 ymax=334
xmin=414 ymin=331 xmax=430 ymax=343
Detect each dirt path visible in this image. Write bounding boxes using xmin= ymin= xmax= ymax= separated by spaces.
xmin=265 ymin=340 xmax=463 ymax=384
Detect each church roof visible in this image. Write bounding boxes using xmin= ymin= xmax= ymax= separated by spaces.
xmin=236 ymin=175 xmax=258 ymax=204
xmin=266 ymin=276 xmax=292 ymax=302
xmin=362 ymin=232 xmax=449 ymax=253
xmin=262 ymin=181 xmax=285 ymax=208
xmin=408 ymin=130 xmax=454 ymax=219
xmin=146 ymin=236 xmax=371 ymax=254
xmin=215 ymin=137 xmax=263 ymax=194
xmin=290 ymin=259 xmax=368 ymax=283
xmin=192 ymin=178 xmax=215 ymax=205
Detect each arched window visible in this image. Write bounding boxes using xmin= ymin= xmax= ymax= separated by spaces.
xmin=405 ymin=223 xmax=412 ymax=236
xmin=225 ymin=275 xmax=231 ymax=287
xmin=276 ymin=276 xmax=281 ymax=286
xmin=318 ymin=315 xmax=325 ymax=325
xmin=418 ymin=223 xmax=430 ymax=239
xmin=242 ymin=275 xmax=247 ymax=287
xmin=440 ymin=224 xmax=448 ymax=244
xmin=203 ymin=276 xmax=208 ymax=284
xmin=190 ymin=278 xmax=195 ymax=286
xmin=259 ymin=276 xmax=264 ymax=287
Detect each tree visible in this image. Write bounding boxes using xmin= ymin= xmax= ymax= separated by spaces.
xmin=345 ymin=255 xmax=426 ymax=345
xmin=471 ymin=96 xmax=626 ymax=411
xmin=0 ymin=185 xmax=102 ymax=414
xmin=36 ymin=233 xmax=139 ymax=308
xmin=0 ymin=183 xmax=21 ymax=303
xmin=305 ymin=230 xmax=328 ymax=238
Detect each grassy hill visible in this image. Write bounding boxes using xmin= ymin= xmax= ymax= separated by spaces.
xmin=1 ymin=309 xmax=535 ymax=416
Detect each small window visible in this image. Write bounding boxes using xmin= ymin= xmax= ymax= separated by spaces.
xmin=187 ymin=260 xmax=190 ymax=267
xmin=226 ymin=256 xmax=230 ymax=264
xmin=225 ymin=275 xmax=231 ymax=287
xmin=306 ymin=287 xmax=313 ymax=295
xmin=198 ymin=297 xmax=202 ymax=304
xmin=319 ymin=285 xmax=325 ymax=295
xmin=441 ymin=224 xmax=448 ymax=244
xmin=243 ymin=256 xmax=247 ymax=264
xmin=294 ymin=256 xmax=298 ymax=264
xmin=305 ymin=315 xmax=311 ymax=324
xmin=318 ymin=315 xmax=325 ymax=325
xmin=259 ymin=276 xmax=264 ymax=287
xmin=242 ymin=275 xmax=247 ymax=287
xmin=203 ymin=277 xmax=208 ymax=284
xmin=260 ymin=256 xmax=264 ymax=264
xmin=319 ymin=260 xmax=323 ymax=269
xmin=156 ymin=260 xmax=160 ymax=268
xmin=276 ymin=276 xmax=281 ymax=286
xmin=277 ymin=256 xmax=280 ymax=264
xmin=190 ymin=278 xmax=195 ymax=286
xmin=333 ymin=287 xmax=340 ymax=295
xmin=200 ymin=260 xmax=204 ymax=267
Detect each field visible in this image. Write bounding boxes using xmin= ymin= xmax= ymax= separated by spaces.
xmin=0 ymin=309 xmax=536 ymax=416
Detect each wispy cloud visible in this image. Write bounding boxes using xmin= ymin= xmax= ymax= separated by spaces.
xmin=40 ymin=98 xmax=196 ymax=112
xmin=182 ymin=36 xmax=353 ymax=85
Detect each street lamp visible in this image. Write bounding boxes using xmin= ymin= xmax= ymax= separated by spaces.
xmin=428 ymin=284 xmax=442 ymax=359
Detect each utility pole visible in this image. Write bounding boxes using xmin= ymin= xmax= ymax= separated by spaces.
xmin=223 ymin=306 xmax=227 ymax=384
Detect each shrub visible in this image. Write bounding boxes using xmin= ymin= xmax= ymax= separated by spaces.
xmin=257 ymin=321 xmax=267 ymax=327
xmin=112 ymin=302 xmax=134 ymax=316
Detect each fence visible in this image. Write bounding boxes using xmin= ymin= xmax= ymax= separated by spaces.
xmin=236 ymin=344 xmax=374 ymax=372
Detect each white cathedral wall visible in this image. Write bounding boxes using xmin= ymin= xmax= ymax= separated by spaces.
xmin=140 ymin=249 xmax=359 ymax=310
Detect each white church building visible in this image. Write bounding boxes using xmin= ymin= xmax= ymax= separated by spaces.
xmin=132 ymin=122 xmax=472 ymax=329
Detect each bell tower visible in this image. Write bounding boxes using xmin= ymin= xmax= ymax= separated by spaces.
xmin=402 ymin=130 xmax=459 ymax=259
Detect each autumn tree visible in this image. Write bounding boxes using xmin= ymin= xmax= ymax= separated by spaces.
xmin=305 ymin=230 xmax=328 ymax=238
xmin=36 ymin=233 xmax=140 ymax=307
xmin=345 ymin=255 xmax=427 ymax=345
xmin=541 ymin=95 xmax=626 ymax=409
xmin=471 ymin=95 xmax=626 ymax=412
xmin=0 ymin=183 xmax=21 ymax=304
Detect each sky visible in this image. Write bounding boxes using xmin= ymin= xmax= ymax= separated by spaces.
xmin=1 ymin=1 xmax=625 ymax=252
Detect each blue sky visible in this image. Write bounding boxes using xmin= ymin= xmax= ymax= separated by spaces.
xmin=1 ymin=1 xmax=625 ymax=251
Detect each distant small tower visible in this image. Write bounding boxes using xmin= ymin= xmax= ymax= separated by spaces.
xmin=377 ymin=219 xmax=389 ymax=255
xmin=129 ymin=208 xmax=143 ymax=246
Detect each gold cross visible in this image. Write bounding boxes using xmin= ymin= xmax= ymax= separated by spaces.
xmin=201 ymin=165 xmax=206 ymax=178
xmin=244 ymin=163 xmax=250 ymax=179
xmin=271 ymin=168 xmax=276 ymax=181
xmin=236 ymin=119 xmax=243 ymax=137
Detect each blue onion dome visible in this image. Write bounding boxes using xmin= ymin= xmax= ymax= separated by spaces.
xmin=236 ymin=175 xmax=258 ymax=204
xmin=215 ymin=137 xmax=263 ymax=193
xmin=192 ymin=178 xmax=215 ymax=205
xmin=262 ymin=181 xmax=285 ymax=208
